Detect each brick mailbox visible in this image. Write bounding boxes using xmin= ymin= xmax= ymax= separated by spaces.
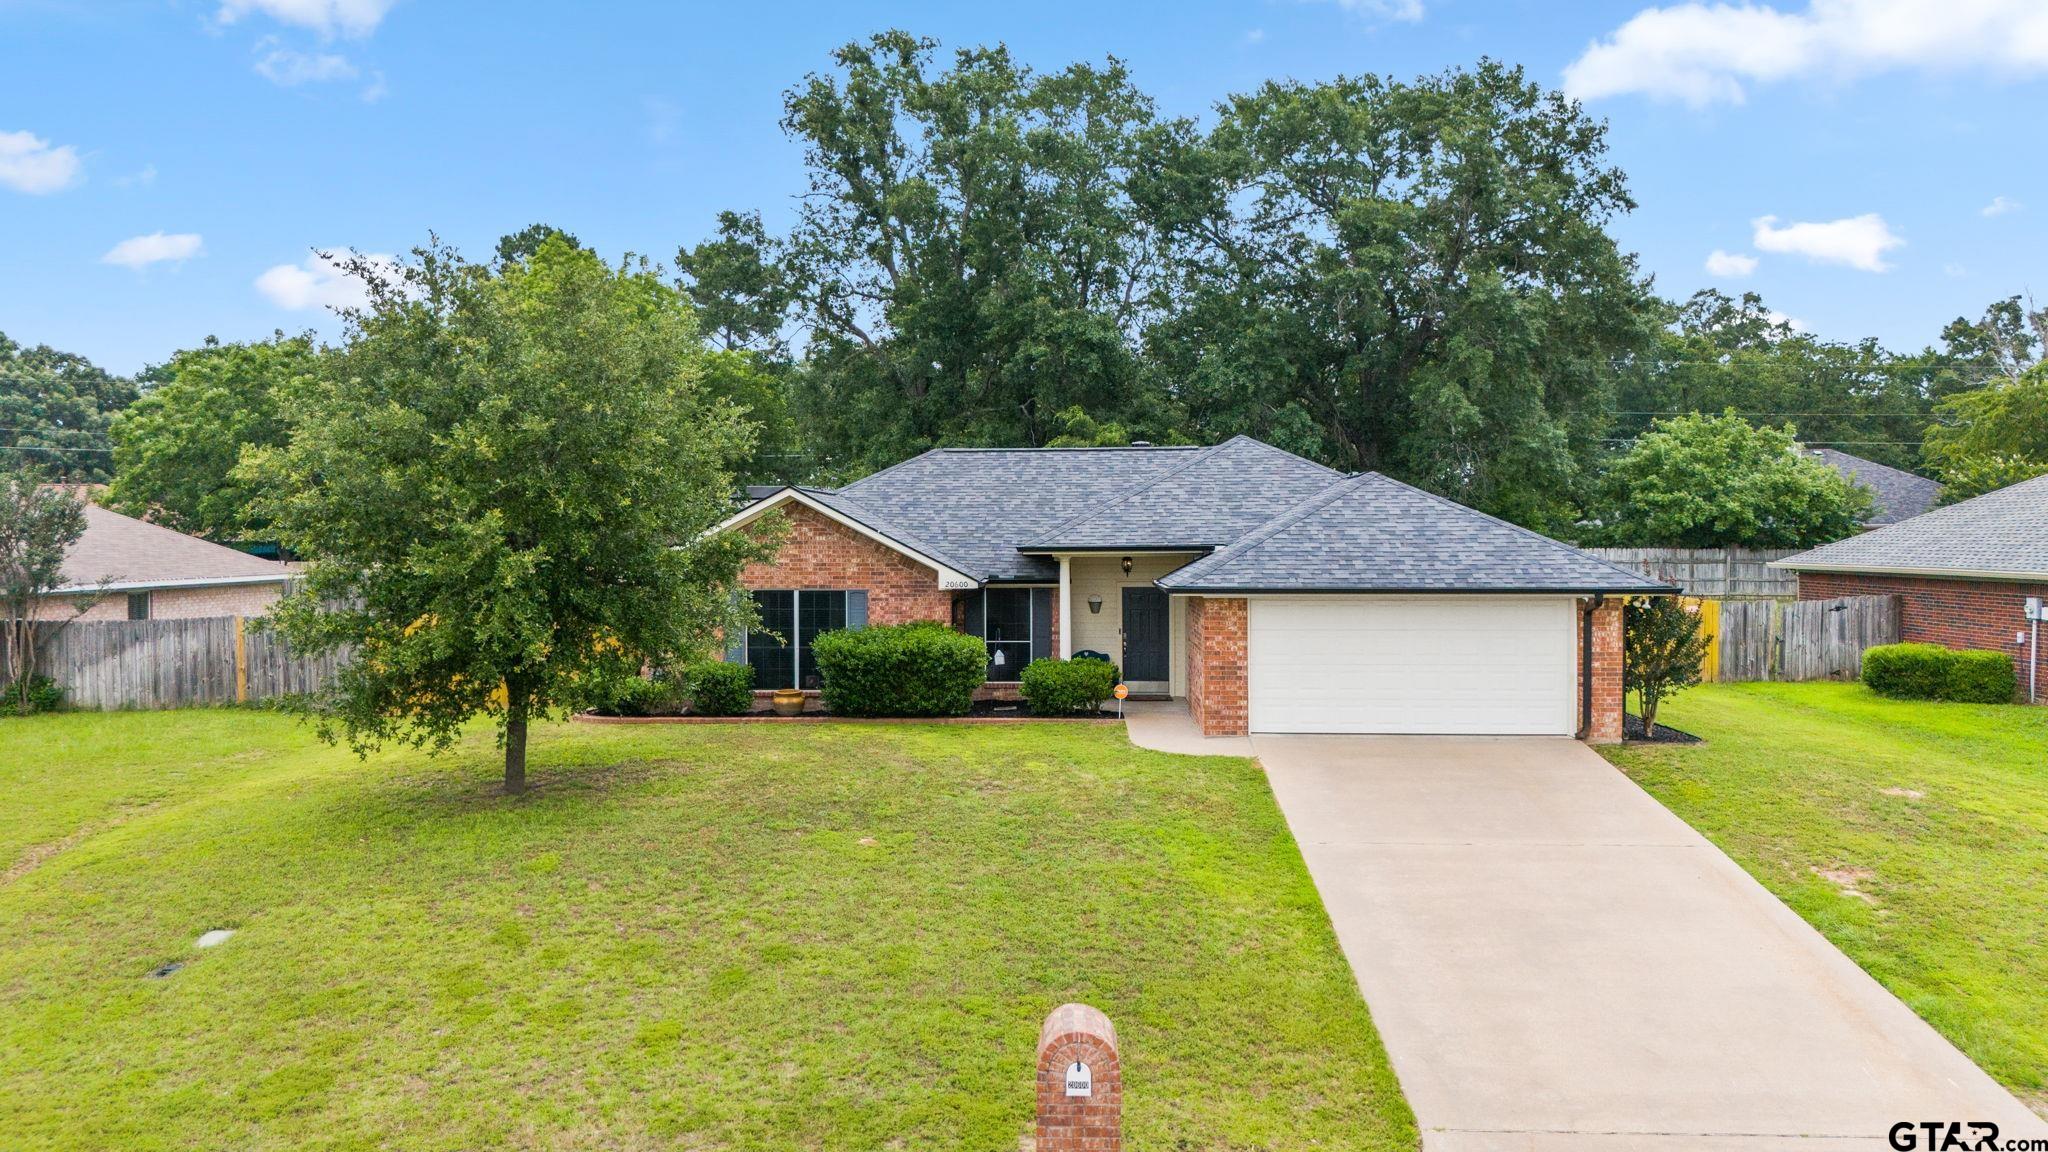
xmin=1035 ymin=1003 xmax=1121 ymax=1152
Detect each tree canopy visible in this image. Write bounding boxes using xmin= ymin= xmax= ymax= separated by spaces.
xmin=245 ymin=237 xmax=776 ymax=791
xmin=1588 ymin=411 xmax=1873 ymax=548
xmin=105 ymin=334 xmax=317 ymax=541
xmin=0 ymin=332 xmax=134 ymax=482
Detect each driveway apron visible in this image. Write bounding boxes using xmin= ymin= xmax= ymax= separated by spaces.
xmin=1251 ymin=734 xmax=2045 ymax=1152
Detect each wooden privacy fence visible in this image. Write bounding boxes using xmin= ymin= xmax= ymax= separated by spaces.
xmin=1714 ymin=595 xmax=1899 ymax=683
xmin=1587 ymin=548 xmax=1801 ymax=599
xmin=4 ymin=617 xmax=349 ymax=710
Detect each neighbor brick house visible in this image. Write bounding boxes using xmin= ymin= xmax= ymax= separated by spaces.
xmin=1775 ymin=472 xmax=2048 ymax=702
xmin=717 ymin=436 xmax=1668 ymax=741
xmin=46 ymin=504 xmax=294 ymax=621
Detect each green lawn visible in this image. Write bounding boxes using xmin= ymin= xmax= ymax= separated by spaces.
xmin=1602 ymin=683 xmax=2048 ymax=1109
xmin=0 ymin=710 xmax=1415 ymax=1151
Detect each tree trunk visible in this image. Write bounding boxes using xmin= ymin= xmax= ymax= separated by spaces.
xmin=504 ymin=682 xmax=529 ymax=794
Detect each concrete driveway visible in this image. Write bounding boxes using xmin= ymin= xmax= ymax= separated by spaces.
xmin=1250 ymin=734 xmax=2046 ymax=1152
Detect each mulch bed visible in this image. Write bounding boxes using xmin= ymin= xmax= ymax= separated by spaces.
xmin=576 ymin=698 xmax=1123 ymax=725
xmin=1624 ymin=714 xmax=1703 ymax=744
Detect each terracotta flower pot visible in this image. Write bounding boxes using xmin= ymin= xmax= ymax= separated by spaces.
xmin=771 ymin=688 xmax=806 ymax=716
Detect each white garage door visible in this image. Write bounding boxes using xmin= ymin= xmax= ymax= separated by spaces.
xmin=1248 ymin=596 xmax=1577 ymax=735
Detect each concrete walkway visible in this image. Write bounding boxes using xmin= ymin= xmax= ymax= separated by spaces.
xmin=1124 ymin=709 xmax=2045 ymax=1150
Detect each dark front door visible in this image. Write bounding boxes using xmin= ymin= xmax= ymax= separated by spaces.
xmin=1121 ymin=587 xmax=1170 ymax=684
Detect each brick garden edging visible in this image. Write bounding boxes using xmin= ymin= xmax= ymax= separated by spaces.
xmin=572 ymin=712 xmax=1123 ymax=726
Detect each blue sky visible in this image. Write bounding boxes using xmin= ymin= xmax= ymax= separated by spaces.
xmin=3 ymin=0 xmax=2043 ymax=374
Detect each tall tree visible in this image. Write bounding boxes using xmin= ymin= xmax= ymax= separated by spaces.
xmin=244 ymin=238 xmax=776 ymax=792
xmin=1142 ymin=60 xmax=1656 ymax=529
xmin=1923 ymin=363 xmax=2048 ymax=502
xmin=104 ymin=334 xmax=317 ymax=541
xmin=1588 ymin=411 xmax=1872 ymax=548
xmin=1615 ymin=290 xmax=1937 ymax=472
xmin=682 ymin=31 xmax=1181 ymax=475
xmin=0 ymin=333 xmax=136 ymax=482
xmin=495 ymin=223 xmax=585 ymax=266
xmin=0 ymin=471 xmax=97 ymax=712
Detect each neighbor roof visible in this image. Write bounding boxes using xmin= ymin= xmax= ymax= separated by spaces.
xmin=1774 ymin=471 xmax=2048 ymax=582
xmin=1024 ymin=435 xmax=1345 ymax=551
xmin=58 ymin=504 xmax=293 ymax=593
xmin=1157 ymin=472 xmax=1673 ymax=595
xmin=1805 ymin=448 xmax=1941 ymax=525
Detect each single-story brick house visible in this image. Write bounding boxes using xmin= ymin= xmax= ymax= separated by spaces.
xmin=48 ymin=504 xmax=294 ymax=621
xmin=716 ymin=436 xmax=1670 ymax=740
xmin=1774 ymin=472 xmax=2047 ymax=702
xmin=1803 ymin=448 xmax=1941 ymax=527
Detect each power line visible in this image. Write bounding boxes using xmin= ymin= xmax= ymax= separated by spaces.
xmin=0 ymin=444 xmax=117 ymax=454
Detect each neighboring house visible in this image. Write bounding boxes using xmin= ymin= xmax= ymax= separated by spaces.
xmin=717 ymin=436 xmax=1670 ymax=741
xmin=1774 ymin=472 xmax=2048 ymax=700
xmin=1804 ymin=448 xmax=1941 ymax=527
xmin=48 ymin=504 xmax=295 ymax=621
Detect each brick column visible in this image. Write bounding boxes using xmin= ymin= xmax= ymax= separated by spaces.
xmin=1186 ymin=596 xmax=1248 ymax=737
xmin=1035 ymin=1003 xmax=1121 ymax=1152
xmin=1583 ymin=598 xmax=1624 ymax=744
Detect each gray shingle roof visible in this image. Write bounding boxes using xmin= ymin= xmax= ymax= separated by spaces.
xmin=834 ymin=445 xmax=1205 ymax=581
xmin=1774 ymin=471 xmax=2048 ymax=580
xmin=1157 ymin=472 xmax=1673 ymax=594
xmin=1024 ymin=435 xmax=1344 ymax=550
xmin=1806 ymin=448 xmax=1942 ymax=525
xmin=60 ymin=503 xmax=293 ymax=592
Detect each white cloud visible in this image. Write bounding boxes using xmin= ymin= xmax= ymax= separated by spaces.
xmin=254 ymin=43 xmax=358 ymax=85
xmin=359 ymin=70 xmax=388 ymax=102
xmin=255 ymin=250 xmax=399 ymax=311
xmin=1563 ymin=0 xmax=2048 ymax=106
xmin=216 ymin=0 xmax=394 ymax=37
xmin=0 ymin=129 xmax=83 ymax=194
xmin=1982 ymin=194 xmax=2022 ymax=216
xmin=1244 ymin=28 xmax=1267 ymax=44
xmin=1768 ymin=310 xmax=1808 ymax=332
xmin=114 ymin=164 xmax=158 ymax=189
xmin=1313 ymin=0 xmax=1426 ymax=22
xmin=1704 ymin=249 xmax=1759 ymax=276
xmin=102 ymin=232 xmax=204 ymax=269
xmin=1751 ymin=212 xmax=1902 ymax=271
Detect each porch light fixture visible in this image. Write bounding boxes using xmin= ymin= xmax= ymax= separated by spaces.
xmin=1120 ymin=556 xmax=1133 ymax=575
xmin=1087 ymin=594 xmax=1103 ymax=614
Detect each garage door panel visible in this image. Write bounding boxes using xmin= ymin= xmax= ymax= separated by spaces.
xmin=1248 ymin=597 xmax=1575 ymax=735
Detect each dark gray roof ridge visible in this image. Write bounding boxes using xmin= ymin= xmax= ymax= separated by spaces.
xmin=1020 ymin=437 xmax=1244 ymax=547
xmin=785 ymin=485 xmax=978 ymax=578
xmin=1374 ymin=473 xmax=1682 ymax=588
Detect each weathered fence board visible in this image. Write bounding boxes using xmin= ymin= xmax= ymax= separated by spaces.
xmin=1587 ymin=548 xmax=1801 ymax=599
xmin=1714 ymin=595 xmax=1899 ymax=682
xmin=3 ymin=617 xmax=348 ymax=710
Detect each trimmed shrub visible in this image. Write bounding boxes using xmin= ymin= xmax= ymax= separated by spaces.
xmin=1946 ymin=649 xmax=2020 ymax=704
xmin=682 ymin=660 xmax=754 ymax=716
xmin=1862 ymin=643 xmax=2016 ymax=703
xmin=812 ymin=621 xmax=987 ymax=717
xmin=1019 ymin=657 xmax=1119 ymax=716
xmin=591 ymin=675 xmax=689 ymax=717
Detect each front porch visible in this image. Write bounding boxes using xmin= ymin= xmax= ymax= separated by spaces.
xmin=1053 ymin=552 xmax=1202 ymax=698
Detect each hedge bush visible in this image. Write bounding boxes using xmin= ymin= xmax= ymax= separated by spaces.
xmin=682 ymin=660 xmax=755 ymax=716
xmin=1 ymin=675 xmax=64 ymax=716
xmin=1862 ymin=642 xmax=2016 ymax=704
xmin=812 ymin=621 xmax=987 ymax=717
xmin=592 ymin=675 xmax=689 ymax=717
xmin=1019 ymin=657 xmax=1119 ymax=716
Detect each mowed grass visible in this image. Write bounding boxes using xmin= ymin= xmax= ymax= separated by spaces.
xmin=1602 ymin=683 xmax=2048 ymax=1107
xmin=0 ymin=710 xmax=1415 ymax=1151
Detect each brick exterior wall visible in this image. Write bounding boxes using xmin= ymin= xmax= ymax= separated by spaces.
xmin=58 ymin=582 xmax=284 ymax=622
xmin=740 ymin=503 xmax=955 ymax=627
xmin=1582 ymin=598 xmax=1624 ymax=744
xmin=1185 ymin=595 xmax=1248 ymax=737
xmin=1797 ymin=571 xmax=2046 ymax=701
xmin=735 ymin=501 xmax=1061 ymax=698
